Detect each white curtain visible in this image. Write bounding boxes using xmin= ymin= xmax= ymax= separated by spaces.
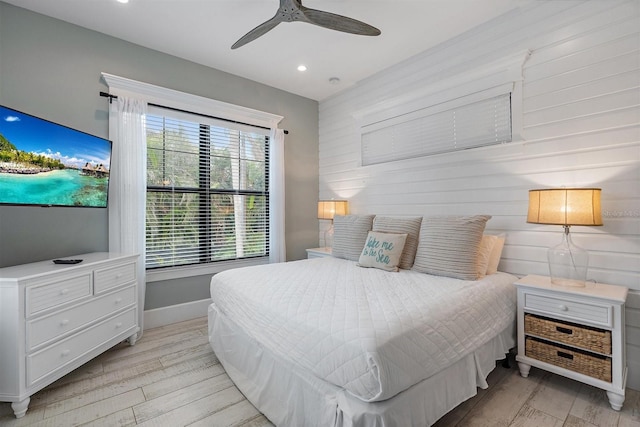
xmin=108 ymin=96 xmax=147 ymax=339
xmin=269 ymin=129 xmax=286 ymax=263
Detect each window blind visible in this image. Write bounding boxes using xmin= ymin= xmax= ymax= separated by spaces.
xmin=361 ymin=93 xmax=512 ymax=166
xmin=145 ymin=107 xmax=269 ymax=270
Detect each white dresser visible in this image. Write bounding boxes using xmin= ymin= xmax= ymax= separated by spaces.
xmin=0 ymin=252 xmax=139 ymax=418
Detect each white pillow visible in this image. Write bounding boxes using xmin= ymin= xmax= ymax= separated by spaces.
xmin=358 ymin=231 xmax=408 ymax=272
xmin=372 ymin=216 xmax=423 ymax=270
xmin=486 ymin=234 xmax=506 ymax=275
xmin=332 ymin=215 xmax=375 ymax=261
xmin=477 ymin=234 xmax=498 ymax=278
xmin=412 ymin=215 xmax=491 ymax=280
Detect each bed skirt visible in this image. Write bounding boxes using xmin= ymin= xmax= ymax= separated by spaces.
xmin=208 ymin=303 xmax=516 ymax=427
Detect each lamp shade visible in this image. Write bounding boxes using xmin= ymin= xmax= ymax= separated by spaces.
xmin=317 ymin=200 xmax=348 ymax=220
xmin=527 ymin=188 xmax=602 ymax=226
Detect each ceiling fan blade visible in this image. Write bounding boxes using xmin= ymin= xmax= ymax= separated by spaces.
xmin=232 ymin=17 xmax=281 ymax=49
xmin=301 ymin=8 xmax=381 ymax=36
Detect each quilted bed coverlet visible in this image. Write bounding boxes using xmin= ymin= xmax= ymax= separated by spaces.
xmin=209 ymin=257 xmax=517 ymax=402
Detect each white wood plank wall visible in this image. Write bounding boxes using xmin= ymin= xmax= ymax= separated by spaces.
xmin=318 ymin=0 xmax=640 ymax=389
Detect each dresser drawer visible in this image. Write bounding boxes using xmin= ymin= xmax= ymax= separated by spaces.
xmin=26 ymin=273 xmax=92 ymax=316
xmin=524 ymin=293 xmax=612 ymax=327
xmin=27 ymin=308 xmax=136 ymax=386
xmin=94 ymin=262 xmax=136 ymax=294
xmin=27 ymin=286 xmax=136 ymax=350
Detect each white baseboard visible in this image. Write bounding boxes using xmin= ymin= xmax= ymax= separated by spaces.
xmin=143 ymin=298 xmax=212 ymax=330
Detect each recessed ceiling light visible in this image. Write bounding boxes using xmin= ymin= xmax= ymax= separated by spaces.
xmin=297 ymin=65 xmax=307 ymax=72
xmin=116 ymin=0 xmax=129 ymax=3
xmin=329 ymin=77 xmax=340 ymax=85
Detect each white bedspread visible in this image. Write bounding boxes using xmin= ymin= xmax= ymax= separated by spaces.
xmin=209 ymin=257 xmax=517 ymax=402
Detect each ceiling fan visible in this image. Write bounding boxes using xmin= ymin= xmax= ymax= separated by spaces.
xmin=231 ymin=0 xmax=381 ymax=49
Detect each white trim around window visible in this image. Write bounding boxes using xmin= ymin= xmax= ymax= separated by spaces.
xmin=101 ymin=73 xmax=283 ymax=129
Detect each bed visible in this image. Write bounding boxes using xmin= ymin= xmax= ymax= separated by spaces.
xmin=208 ymin=215 xmax=517 ymax=426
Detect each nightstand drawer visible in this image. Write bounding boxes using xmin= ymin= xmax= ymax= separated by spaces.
xmin=524 ymin=293 xmax=611 ymax=327
xmin=524 ymin=314 xmax=611 ymax=354
xmin=525 ymin=337 xmax=611 ymax=382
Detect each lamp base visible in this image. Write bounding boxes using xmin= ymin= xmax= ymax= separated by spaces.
xmin=323 ymin=223 xmax=335 ymax=248
xmin=547 ymin=226 xmax=588 ymax=287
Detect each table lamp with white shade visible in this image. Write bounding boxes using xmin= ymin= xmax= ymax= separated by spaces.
xmin=317 ymin=200 xmax=348 ymax=247
xmin=527 ymin=188 xmax=602 ymax=287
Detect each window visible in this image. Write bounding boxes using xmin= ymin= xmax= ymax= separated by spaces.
xmin=145 ymin=107 xmax=269 ymax=270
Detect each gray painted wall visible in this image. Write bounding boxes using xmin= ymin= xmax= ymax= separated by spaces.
xmin=0 ymin=2 xmax=319 ymax=309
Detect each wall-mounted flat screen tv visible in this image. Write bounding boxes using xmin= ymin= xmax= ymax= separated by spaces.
xmin=0 ymin=105 xmax=112 ymax=208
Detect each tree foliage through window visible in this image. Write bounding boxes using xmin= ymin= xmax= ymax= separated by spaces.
xmin=145 ymin=111 xmax=269 ymax=269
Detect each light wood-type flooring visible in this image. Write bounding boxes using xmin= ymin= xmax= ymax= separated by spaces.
xmin=1 ymin=317 xmax=638 ymax=426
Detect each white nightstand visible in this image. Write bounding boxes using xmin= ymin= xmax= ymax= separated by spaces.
xmin=306 ymin=247 xmax=332 ymax=259
xmin=514 ymin=275 xmax=628 ymax=411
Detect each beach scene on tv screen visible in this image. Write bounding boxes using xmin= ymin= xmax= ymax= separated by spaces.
xmin=0 ymin=107 xmax=111 ymax=207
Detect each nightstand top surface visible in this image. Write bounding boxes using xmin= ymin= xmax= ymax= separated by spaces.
xmin=306 ymin=247 xmax=332 ymax=255
xmin=515 ymin=274 xmax=628 ymax=303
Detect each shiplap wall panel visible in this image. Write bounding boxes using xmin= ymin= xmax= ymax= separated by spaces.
xmin=318 ymin=0 xmax=640 ymax=390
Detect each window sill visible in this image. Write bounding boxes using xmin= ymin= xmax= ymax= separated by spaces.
xmin=145 ymin=257 xmax=269 ymax=283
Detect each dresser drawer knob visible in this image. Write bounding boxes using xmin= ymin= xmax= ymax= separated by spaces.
xmin=115 ymin=322 xmax=122 ymax=329
xmin=60 ymin=288 xmax=69 ymax=296
xmin=558 ymin=304 xmax=568 ymax=311
xmin=60 ymin=319 xmax=69 ymax=327
xmin=115 ymin=298 xmax=122 ymax=305
xmin=61 ymin=349 xmax=70 ymax=357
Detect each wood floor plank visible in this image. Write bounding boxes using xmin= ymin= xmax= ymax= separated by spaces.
xmin=134 ymin=386 xmax=245 ymax=427
xmin=140 ymin=317 xmax=208 ymax=342
xmin=134 ymin=373 xmax=234 ymax=423
xmin=569 ymin=384 xmax=621 ymax=427
xmin=102 ymin=333 xmax=210 ymax=373
xmin=42 ymin=353 xmax=218 ymax=417
xmin=28 ymin=389 xmax=145 ymax=427
xmin=159 ymin=342 xmax=218 ymax=368
xmin=29 ymin=359 xmax=162 ymax=409
xmin=509 ymin=405 xmax=563 ymax=427
xmin=239 ymin=415 xmax=275 ymax=427
xmin=98 ymin=330 xmax=204 ymax=370
xmin=141 ymin=361 xmax=225 ymax=400
xmin=187 ymin=400 xmax=261 ymax=427
xmin=78 ymin=408 xmax=137 ymax=427
xmin=525 ymin=371 xmax=581 ymax=421
xmin=563 ymin=414 xmax=599 ymax=427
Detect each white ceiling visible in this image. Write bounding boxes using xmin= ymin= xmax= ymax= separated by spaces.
xmin=4 ymin=0 xmax=529 ymax=101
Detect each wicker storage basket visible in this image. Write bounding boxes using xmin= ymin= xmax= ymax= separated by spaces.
xmin=525 ymin=337 xmax=612 ymax=382
xmin=524 ymin=314 xmax=612 ymax=354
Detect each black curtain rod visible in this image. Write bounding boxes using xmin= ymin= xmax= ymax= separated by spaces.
xmin=99 ymin=91 xmax=288 ymax=134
